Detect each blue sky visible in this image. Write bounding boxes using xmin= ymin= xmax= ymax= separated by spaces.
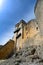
xmin=0 ymin=0 xmax=36 ymax=45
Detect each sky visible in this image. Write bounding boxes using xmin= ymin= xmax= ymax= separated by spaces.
xmin=0 ymin=0 xmax=37 ymax=45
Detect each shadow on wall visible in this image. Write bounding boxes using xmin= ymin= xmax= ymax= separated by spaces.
xmin=0 ymin=39 xmax=16 ymax=60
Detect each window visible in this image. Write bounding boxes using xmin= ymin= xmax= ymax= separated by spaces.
xmin=36 ymin=27 xmax=38 ymax=30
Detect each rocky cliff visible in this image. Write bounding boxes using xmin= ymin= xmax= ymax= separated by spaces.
xmin=0 ymin=45 xmax=43 ymax=65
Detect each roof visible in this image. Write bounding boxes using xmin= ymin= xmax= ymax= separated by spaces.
xmin=15 ymin=19 xmax=27 ymax=27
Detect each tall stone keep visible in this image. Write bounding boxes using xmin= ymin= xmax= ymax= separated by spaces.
xmin=35 ymin=0 xmax=43 ymax=35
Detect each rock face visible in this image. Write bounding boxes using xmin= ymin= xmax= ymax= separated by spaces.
xmin=36 ymin=45 xmax=43 ymax=59
xmin=35 ymin=0 xmax=43 ymax=35
xmin=0 ymin=45 xmax=43 ymax=65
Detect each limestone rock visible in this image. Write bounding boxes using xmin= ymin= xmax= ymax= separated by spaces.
xmin=36 ymin=45 xmax=43 ymax=59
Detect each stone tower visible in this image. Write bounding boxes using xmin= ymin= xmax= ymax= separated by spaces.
xmin=35 ymin=0 xmax=43 ymax=35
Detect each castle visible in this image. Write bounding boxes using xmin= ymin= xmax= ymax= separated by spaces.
xmin=0 ymin=0 xmax=43 ymax=59
xmin=13 ymin=19 xmax=40 ymax=50
xmin=13 ymin=0 xmax=43 ymax=50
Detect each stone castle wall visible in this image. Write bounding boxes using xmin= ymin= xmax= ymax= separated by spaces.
xmin=0 ymin=40 xmax=16 ymax=59
xmin=15 ymin=19 xmax=41 ymax=50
